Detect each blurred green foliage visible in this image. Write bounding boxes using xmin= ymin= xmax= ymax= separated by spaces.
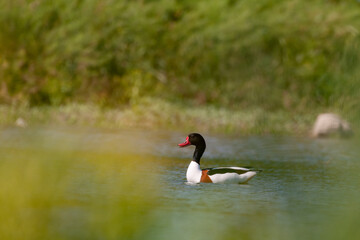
xmin=0 ymin=0 xmax=359 ymax=112
xmin=0 ymin=136 xmax=159 ymax=239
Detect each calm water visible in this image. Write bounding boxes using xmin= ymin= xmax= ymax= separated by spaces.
xmin=1 ymin=128 xmax=359 ymax=240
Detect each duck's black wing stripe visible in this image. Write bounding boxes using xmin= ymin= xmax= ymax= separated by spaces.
xmin=206 ymin=168 xmax=249 ymax=175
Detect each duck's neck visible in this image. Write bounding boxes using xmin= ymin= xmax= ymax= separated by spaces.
xmin=193 ymin=144 xmax=206 ymax=164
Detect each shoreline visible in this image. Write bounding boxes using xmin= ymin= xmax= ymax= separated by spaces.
xmin=0 ymin=99 xmax=324 ymax=136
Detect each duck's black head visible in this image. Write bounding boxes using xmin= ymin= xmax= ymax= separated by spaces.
xmin=178 ymin=133 xmax=206 ymax=163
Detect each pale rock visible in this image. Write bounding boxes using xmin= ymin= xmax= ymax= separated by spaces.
xmin=15 ymin=118 xmax=27 ymax=128
xmin=312 ymin=113 xmax=352 ymax=138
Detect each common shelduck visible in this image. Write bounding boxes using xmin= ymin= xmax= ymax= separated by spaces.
xmin=178 ymin=133 xmax=258 ymax=184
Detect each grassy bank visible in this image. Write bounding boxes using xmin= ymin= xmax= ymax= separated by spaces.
xmin=0 ymin=98 xmax=348 ymax=136
xmin=0 ymin=0 xmax=359 ymax=112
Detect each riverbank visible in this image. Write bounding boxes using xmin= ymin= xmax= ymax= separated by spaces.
xmin=1 ymin=0 xmax=359 ymax=112
xmin=1 ymin=98 xmax=348 ymax=136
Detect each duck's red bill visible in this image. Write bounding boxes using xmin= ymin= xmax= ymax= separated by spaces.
xmin=178 ymin=136 xmax=191 ymax=147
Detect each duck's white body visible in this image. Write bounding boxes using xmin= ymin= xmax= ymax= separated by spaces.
xmin=186 ymin=161 xmax=203 ymax=183
xmin=186 ymin=161 xmax=257 ymax=184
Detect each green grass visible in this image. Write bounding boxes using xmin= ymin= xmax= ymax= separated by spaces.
xmin=0 ymin=0 xmax=359 ymax=112
xmin=0 ymin=0 xmax=359 ymax=134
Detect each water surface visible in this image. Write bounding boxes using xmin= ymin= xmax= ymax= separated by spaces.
xmin=0 ymin=128 xmax=359 ymax=240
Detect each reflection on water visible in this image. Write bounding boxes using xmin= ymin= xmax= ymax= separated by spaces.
xmin=0 ymin=127 xmax=359 ymax=240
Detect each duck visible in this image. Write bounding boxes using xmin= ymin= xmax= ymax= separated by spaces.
xmin=178 ymin=133 xmax=258 ymax=184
